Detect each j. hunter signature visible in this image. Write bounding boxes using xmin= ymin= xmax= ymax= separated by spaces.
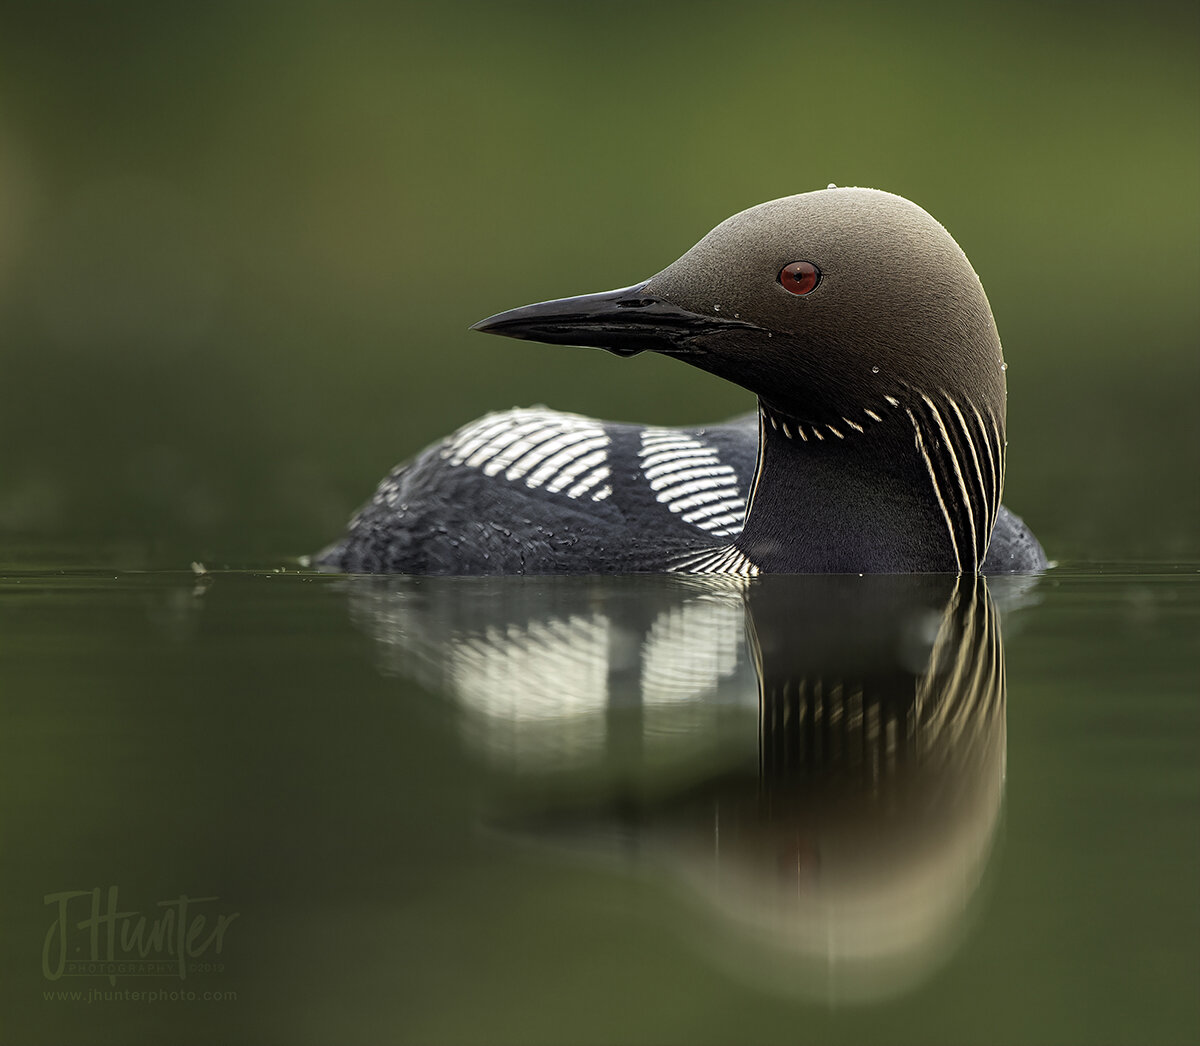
xmin=43 ymin=887 xmax=239 ymax=983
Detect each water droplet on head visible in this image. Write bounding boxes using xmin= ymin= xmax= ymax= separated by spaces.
xmin=713 ymin=304 xmax=721 ymax=312
xmin=1001 ymin=362 xmax=1008 ymax=371
xmin=871 ymin=366 xmax=879 ymax=374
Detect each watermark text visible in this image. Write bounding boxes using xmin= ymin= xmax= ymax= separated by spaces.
xmin=43 ymin=887 xmax=239 ymax=985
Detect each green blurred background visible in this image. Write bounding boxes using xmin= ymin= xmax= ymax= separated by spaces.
xmin=0 ymin=0 xmax=1196 ymax=568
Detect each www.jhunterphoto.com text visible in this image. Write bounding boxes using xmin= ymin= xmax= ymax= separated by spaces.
xmin=44 ymin=987 xmax=238 ymax=1004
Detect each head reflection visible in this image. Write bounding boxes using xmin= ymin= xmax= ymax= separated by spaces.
xmin=344 ymin=572 xmax=1013 ymax=1002
xmin=702 ymin=575 xmax=1005 ymax=1000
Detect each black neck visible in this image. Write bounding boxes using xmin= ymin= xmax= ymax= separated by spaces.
xmin=737 ymin=396 xmax=1003 ymax=574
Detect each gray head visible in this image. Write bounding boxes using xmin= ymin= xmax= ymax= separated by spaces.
xmin=473 ymin=187 xmax=1006 ymax=432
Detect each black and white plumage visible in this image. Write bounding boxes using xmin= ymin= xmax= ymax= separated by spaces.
xmin=317 ymin=408 xmax=758 ymax=574
xmin=317 ymin=187 xmax=1048 ymax=576
xmin=320 ymin=406 xmax=1040 ymax=574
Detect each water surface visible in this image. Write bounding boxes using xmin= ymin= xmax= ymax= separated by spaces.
xmin=2 ymin=558 xmax=1197 ymax=1045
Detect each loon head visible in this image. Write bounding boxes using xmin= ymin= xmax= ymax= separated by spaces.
xmin=472 ymin=187 xmax=1006 ymax=435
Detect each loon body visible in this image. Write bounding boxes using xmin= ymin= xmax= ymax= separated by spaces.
xmin=319 ymin=187 xmax=1047 ymax=576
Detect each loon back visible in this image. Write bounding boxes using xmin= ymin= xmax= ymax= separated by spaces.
xmin=318 ymin=187 xmax=1048 ymax=575
xmin=316 ymin=407 xmax=1044 ymax=575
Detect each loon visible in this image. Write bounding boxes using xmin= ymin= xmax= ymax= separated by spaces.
xmin=317 ymin=187 xmax=1047 ymax=576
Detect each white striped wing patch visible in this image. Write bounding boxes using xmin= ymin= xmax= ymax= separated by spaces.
xmin=639 ymin=428 xmax=745 ymax=537
xmin=442 ymin=408 xmax=613 ymax=502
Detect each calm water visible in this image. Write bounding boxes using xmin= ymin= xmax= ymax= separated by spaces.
xmin=2 ymin=557 xmax=1197 ymax=1046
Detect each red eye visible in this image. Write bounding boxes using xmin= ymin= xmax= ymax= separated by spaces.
xmin=779 ymin=261 xmax=820 ymax=295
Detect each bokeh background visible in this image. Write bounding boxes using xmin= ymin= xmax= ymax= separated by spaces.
xmin=0 ymin=0 xmax=1196 ymax=568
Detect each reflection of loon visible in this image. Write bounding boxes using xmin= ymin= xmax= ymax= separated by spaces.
xmin=349 ymin=575 xmax=757 ymax=776
xmin=714 ymin=575 xmax=1007 ymax=1001
xmin=347 ymin=573 xmax=1022 ymax=1001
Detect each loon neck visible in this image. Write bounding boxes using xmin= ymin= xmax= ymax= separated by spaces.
xmin=737 ymin=396 xmax=1005 ymax=574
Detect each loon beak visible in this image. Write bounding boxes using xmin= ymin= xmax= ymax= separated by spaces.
xmin=471 ymin=282 xmax=753 ymax=358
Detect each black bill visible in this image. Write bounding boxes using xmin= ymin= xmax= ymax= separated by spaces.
xmin=470 ymin=282 xmax=754 ymax=358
